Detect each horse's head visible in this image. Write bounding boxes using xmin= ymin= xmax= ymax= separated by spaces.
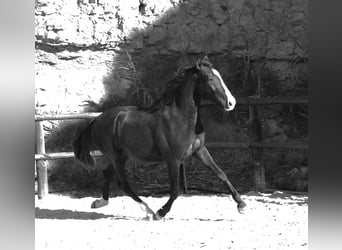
xmin=194 ymin=55 xmax=236 ymax=111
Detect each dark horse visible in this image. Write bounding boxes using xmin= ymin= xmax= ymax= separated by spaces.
xmin=72 ymin=56 xmax=246 ymax=220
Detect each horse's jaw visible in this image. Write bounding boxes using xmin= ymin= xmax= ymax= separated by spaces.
xmin=224 ymin=106 xmax=235 ymax=112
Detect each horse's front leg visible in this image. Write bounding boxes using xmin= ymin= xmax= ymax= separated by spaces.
xmin=154 ymin=158 xmax=180 ymax=220
xmin=179 ymin=163 xmax=187 ymax=193
xmin=195 ymin=146 xmax=247 ymax=213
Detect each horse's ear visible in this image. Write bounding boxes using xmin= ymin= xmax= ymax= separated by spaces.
xmin=202 ymin=55 xmax=211 ymax=65
xmin=196 ymin=54 xmax=211 ymax=69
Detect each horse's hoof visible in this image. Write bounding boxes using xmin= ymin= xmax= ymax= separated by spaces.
xmin=91 ymin=198 xmax=108 ymax=209
xmin=91 ymin=201 xmax=97 ymax=209
xmin=153 ymin=212 xmax=163 ymax=221
xmin=237 ymin=201 xmax=247 ymax=214
xmin=143 ymin=210 xmax=156 ymax=221
xmin=141 ymin=215 xmax=153 ymax=221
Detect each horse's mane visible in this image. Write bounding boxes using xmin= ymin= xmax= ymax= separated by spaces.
xmin=138 ymin=67 xmax=197 ymax=113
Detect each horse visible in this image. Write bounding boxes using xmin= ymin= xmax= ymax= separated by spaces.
xmin=72 ymin=55 xmax=246 ymax=220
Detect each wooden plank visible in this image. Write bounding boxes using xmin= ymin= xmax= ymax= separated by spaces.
xmin=35 ymin=142 xmax=307 ymax=162
xmin=205 ymin=142 xmax=250 ymax=149
xmin=201 ymin=96 xmax=308 ymax=106
xmin=35 ymin=112 xmax=102 ymax=121
xmin=237 ymin=96 xmax=308 ymax=105
xmin=205 ymin=142 xmax=308 ymax=149
xmin=35 ymin=150 xmax=103 ymax=160
xmin=35 ymin=121 xmax=49 ymax=199
xmin=35 ymin=142 xmax=307 ymax=161
xmin=251 ymin=142 xmax=308 ymax=149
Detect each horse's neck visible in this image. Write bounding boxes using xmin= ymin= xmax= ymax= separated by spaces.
xmin=176 ymin=79 xmax=204 ymax=134
xmin=176 ymin=80 xmax=197 ymax=113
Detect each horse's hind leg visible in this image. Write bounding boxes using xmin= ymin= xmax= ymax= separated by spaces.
xmin=120 ymin=177 xmax=156 ymax=218
xmin=195 ymin=147 xmax=246 ymax=213
xmin=114 ymin=157 xmax=156 ymax=218
xmin=91 ymin=164 xmax=114 ymax=208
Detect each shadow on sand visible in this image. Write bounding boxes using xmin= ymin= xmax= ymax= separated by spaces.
xmin=35 ymin=207 xmax=115 ymax=220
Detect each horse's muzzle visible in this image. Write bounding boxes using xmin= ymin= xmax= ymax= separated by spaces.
xmin=224 ymin=96 xmax=236 ymax=111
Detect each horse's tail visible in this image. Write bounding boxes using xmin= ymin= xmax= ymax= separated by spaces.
xmin=72 ymin=121 xmax=96 ymax=169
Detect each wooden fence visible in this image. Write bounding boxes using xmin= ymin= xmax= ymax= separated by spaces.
xmin=35 ymin=96 xmax=308 ymax=199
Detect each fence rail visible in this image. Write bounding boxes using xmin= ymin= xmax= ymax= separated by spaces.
xmin=35 ymin=142 xmax=307 ymax=161
xmin=35 ymin=112 xmax=101 ymax=121
xmin=35 ymin=96 xmax=308 ymax=199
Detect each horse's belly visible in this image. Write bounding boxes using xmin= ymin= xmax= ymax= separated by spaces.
xmin=118 ymin=128 xmax=164 ymax=162
xmin=124 ymin=147 xmax=164 ymax=163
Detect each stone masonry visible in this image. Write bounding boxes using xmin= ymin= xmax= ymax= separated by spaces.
xmin=35 ymin=0 xmax=308 ymax=114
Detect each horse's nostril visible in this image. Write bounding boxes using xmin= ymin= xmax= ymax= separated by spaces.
xmin=228 ymin=101 xmax=233 ymax=107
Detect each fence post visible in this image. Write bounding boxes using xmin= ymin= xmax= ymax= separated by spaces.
xmin=249 ymin=105 xmax=266 ymax=192
xmin=35 ymin=121 xmax=49 ymax=199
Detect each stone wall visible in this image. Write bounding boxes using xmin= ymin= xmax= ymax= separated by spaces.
xmin=35 ymin=0 xmax=308 ymax=114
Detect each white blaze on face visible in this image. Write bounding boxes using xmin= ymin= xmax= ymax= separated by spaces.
xmin=212 ymin=68 xmax=236 ymax=111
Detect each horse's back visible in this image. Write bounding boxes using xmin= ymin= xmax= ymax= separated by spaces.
xmin=91 ymin=106 xmax=137 ymax=151
xmin=91 ymin=106 xmax=162 ymax=161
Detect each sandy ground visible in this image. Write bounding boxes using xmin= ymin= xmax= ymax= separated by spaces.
xmin=35 ymin=191 xmax=307 ymax=250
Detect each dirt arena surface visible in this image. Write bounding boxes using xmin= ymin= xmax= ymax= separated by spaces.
xmin=35 ymin=191 xmax=307 ymax=250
